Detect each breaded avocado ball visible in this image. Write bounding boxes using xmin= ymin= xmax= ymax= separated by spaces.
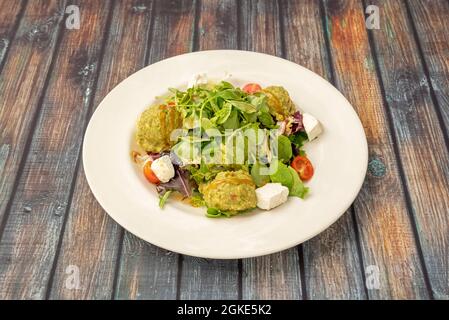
xmin=136 ymin=104 xmax=182 ymax=152
xmin=262 ymin=86 xmax=296 ymax=121
xmin=201 ymin=170 xmax=257 ymax=213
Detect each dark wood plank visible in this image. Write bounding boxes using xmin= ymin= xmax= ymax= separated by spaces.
xmin=239 ymin=0 xmax=302 ymax=300
xmin=48 ymin=0 xmax=154 ymax=300
xmin=323 ymin=0 xmax=428 ymax=299
xmin=0 ymin=0 xmax=66 ymax=238
xmin=243 ymin=249 xmax=302 ymax=300
xmin=0 ymin=0 xmax=25 ymax=68
xmin=0 ymin=0 xmax=27 ymax=203
xmin=197 ymin=0 xmax=238 ymax=49
xmin=180 ymin=257 xmax=239 ymax=300
xmin=179 ymin=0 xmax=240 ymax=300
xmin=407 ymin=0 xmax=449 ymax=136
xmin=0 ymin=0 xmax=113 ymax=299
xmin=239 ymin=0 xmax=282 ymax=56
xmin=115 ymin=235 xmax=179 ymax=300
xmin=281 ymin=0 xmax=366 ymax=300
xmin=368 ymin=0 xmax=449 ymax=300
xmin=114 ymin=0 xmax=196 ymax=300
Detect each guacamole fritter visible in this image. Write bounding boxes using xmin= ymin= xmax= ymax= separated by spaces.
xmin=136 ymin=104 xmax=182 ymax=152
xmin=201 ymin=170 xmax=257 ymax=213
xmin=262 ymin=86 xmax=296 ymax=121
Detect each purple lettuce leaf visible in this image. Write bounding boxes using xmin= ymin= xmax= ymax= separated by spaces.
xmin=285 ymin=111 xmax=304 ymax=135
xmin=156 ymin=167 xmax=193 ymax=198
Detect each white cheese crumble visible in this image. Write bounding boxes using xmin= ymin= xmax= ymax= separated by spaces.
xmin=302 ymin=113 xmax=323 ymax=141
xmin=150 ymin=155 xmax=175 ymax=183
xmin=255 ymin=183 xmax=289 ymax=210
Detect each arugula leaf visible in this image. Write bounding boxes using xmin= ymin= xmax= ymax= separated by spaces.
xmin=258 ymin=110 xmax=276 ymax=128
xmin=218 ymin=89 xmax=241 ymax=100
xmin=207 ymin=95 xmax=219 ymax=113
xmin=229 ymin=100 xmax=257 ymax=114
xmin=288 ymin=167 xmax=309 ymax=198
xmin=247 ymin=94 xmax=268 ymax=110
xmin=187 ymin=163 xmax=220 ymax=184
xmin=242 ymin=111 xmax=258 ymax=124
xmin=213 ymin=102 xmax=232 ymax=124
xmin=222 ymin=109 xmax=240 ymax=129
xmin=216 ymin=81 xmax=234 ymax=90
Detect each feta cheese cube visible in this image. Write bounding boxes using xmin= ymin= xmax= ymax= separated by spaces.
xmin=255 ymin=183 xmax=289 ymax=210
xmin=150 ymin=155 xmax=175 ymax=183
xmin=302 ymin=113 xmax=323 ymax=141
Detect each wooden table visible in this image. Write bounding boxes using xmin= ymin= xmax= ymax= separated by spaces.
xmin=0 ymin=0 xmax=448 ymax=300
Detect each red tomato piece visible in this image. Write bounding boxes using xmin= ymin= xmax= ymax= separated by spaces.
xmin=143 ymin=161 xmax=160 ymax=184
xmin=291 ymin=155 xmax=314 ymax=181
xmin=242 ymin=83 xmax=262 ymax=94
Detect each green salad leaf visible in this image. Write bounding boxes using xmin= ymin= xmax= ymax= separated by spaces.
xmin=289 ymin=131 xmax=308 ymax=149
xmin=212 ymin=102 xmax=232 ymax=124
xmin=269 ymin=160 xmax=293 ymax=189
xmin=222 ymin=108 xmax=240 ymax=129
xmin=159 ymin=191 xmax=173 ymax=208
xmin=250 ymin=162 xmax=271 ymax=187
xmin=217 ymin=89 xmax=241 ymax=100
xmin=139 ymin=80 xmax=315 ymax=216
xmin=258 ymin=110 xmax=276 ymax=128
xmin=268 ymin=160 xmax=308 ymax=198
xmin=288 ymin=167 xmax=309 ymax=198
xmin=206 ymin=207 xmax=233 ymax=218
xmin=229 ymin=100 xmax=257 ymax=114
xmin=277 ymin=135 xmax=293 ymax=163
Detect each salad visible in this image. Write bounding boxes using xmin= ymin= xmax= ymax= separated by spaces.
xmin=132 ymin=77 xmax=323 ymax=218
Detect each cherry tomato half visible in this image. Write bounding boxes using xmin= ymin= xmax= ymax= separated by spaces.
xmin=242 ymin=83 xmax=262 ymax=94
xmin=291 ymin=155 xmax=314 ymax=181
xmin=143 ymin=161 xmax=160 ymax=184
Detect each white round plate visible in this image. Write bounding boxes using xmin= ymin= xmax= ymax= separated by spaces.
xmin=83 ymin=50 xmax=368 ymax=259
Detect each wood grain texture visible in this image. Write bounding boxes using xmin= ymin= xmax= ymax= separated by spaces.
xmin=368 ymin=0 xmax=449 ymax=300
xmin=406 ymin=0 xmax=449 ymax=136
xmin=240 ymin=0 xmax=302 ymax=300
xmin=48 ymin=0 xmax=154 ymax=300
xmin=0 ymin=0 xmax=446 ymax=300
xmin=239 ymin=0 xmax=282 ymax=56
xmin=0 ymin=0 xmax=25 ymax=68
xmin=114 ymin=0 xmax=196 ymax=300
xmin=180 ymin=257 xmax=239 ymax=300
xmin=0 ymin=0 xmax=66 ymax=236
xmin=146 ymin=0 xmax=196 ymax=63
xmin=197 ymin=0 xmax=238 ymax=50
xmin=115 ymin=235 xmax=179 ymax=300
xmin=281 ymin=0 xmax=366 ymax=300
xmin=0 ymin=0 xmax=113 ymax=299
xmin=179 ymin=0 xmax=240 ymax=300
xmin=323 ymin=0 xmax=428 ymax=299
